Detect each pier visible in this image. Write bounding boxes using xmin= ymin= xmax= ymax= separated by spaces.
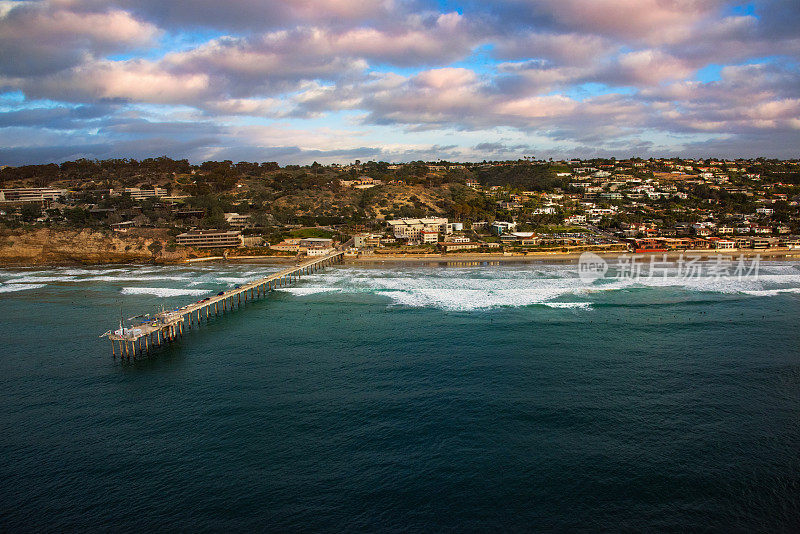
xmin=101 ymin=249 xmax=345 ymax=358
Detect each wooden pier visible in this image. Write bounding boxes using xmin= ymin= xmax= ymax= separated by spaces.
xmin=101 ymin=249 xmax=345 ymax=358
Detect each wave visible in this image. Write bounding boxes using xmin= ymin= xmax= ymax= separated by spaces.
xmin=4 ymin=275 xmax=78 ymax=284
xmin=0 ymin=283 xmax=47 ymax=293
xmin=543 ymin=302 xmax=593 ymax=309
xmin=739 ymin=287 xmax=800 ymax=297
xmin=278 ymin=287 xmax=342 ymax=296
xmin=120 ymin=287 xmax=212 ymax=297
xmin=288 ymin=265 xmax=800 ymax=310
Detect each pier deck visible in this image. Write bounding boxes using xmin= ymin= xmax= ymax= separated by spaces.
xmin=101 ymin=249 xmax=345 ymax=357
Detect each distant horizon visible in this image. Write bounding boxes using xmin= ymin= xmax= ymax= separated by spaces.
xmin=3 ymin=155 xmax=800 ymax=169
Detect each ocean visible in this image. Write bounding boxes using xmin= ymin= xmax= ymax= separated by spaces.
xmin=1 ymin=259 xmax=799 ymax=532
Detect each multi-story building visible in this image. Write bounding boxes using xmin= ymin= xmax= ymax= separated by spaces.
xmin=387 ymin=217 xmax=449 ymax=240
xmin=175 ymin=230 xmax=243 ymax=248
xmin=224 ymin=213 xmax=252 ymax=228
xmin=420 ymin=230 xmax=439 ymax=244
xmin=353 ymin=233 xmax=382 ymax=248
xmin=120 ymin=187 xmax=167 ymax=200
xmin=0 ymin=187 xmax=67 ymax=203
xmin=490 ymin=221 xmax=517 ymax=235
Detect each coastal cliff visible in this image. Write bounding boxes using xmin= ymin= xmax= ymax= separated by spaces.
xmin=0 ymin=228 xmax=203 ymax=266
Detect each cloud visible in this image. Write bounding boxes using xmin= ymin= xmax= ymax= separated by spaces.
xmin=50 ymin=0 xmax=401 ymax=30
xmin=0 ymin=3 xmax=161 ymax=76
xmin=0 ymin=0 xmax=799 ymax=162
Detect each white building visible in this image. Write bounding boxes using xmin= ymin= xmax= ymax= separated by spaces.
xmin=120 ymin=187 xmax=167 ymax=200
xmin=387 ymin=217 xmax=449 ymax=240
xmin=564 ymin=215 xmax=587 ymax=225
xmin=490 ymin=221 xmax=517 ymax=235
xmin=0 ymin=187 xmax=67 ymax=203
xmin=420 ymin=230 xmax=439 ymax=244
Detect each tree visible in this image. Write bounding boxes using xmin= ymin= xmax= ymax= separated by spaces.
xmin=20 ymin=203 xmax=41 ymax=222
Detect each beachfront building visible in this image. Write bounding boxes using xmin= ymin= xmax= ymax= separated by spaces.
xmin=271 ymin=238 xmax=301 ymax=252
xmin=421 ymin=230 xmax=439 ymax=244
xmin=440 ymin=242 xmax=480 ymax=252
xmin=299 ymin=237 xmax=334 ymax=250
xmin=306 ymin=247 xmax=335 ymax=256
xmin=387 ymin=217 xmax=449 ymax=241
xmin=353 ymin=233 xmax=382 ymax=248
xmin=176 ymin=230 xmax=243 ymax=248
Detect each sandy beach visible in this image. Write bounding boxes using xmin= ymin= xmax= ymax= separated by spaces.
xmin=195 ymin=248 xmax=800 ymax=267
xmin=346 ymin=248 xmax=800 ymax=265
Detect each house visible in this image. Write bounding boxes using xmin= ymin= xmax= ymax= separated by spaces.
xmin=533 ymin=206 xmax=557 ymax=215
xmin=564 ymin=215 xmax=587 ymax=225
xmin=712 ymin=238 xmax=736 ymax=249
xmin=717 ymin=225 xmax=734 ymax=235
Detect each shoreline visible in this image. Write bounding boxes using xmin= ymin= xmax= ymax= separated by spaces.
xmin=1 ymin=248 xmax=799 ymax=269
xmin=346 ymin=248 xmax=800 ymax=266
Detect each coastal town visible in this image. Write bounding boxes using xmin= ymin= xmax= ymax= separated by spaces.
xmin=0 ymin=156 xmax=799 ymax=263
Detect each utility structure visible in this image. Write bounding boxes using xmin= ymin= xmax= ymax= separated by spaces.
xmin=100 ymin=249 xmax=346 ymax=358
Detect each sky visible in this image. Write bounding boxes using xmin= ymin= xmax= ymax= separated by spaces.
xmin=0 ymin=0 xmax=798 ymax=165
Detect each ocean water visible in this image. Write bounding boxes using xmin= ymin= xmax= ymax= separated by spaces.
xmin=1 ymin=260 xmax=799 ymax=532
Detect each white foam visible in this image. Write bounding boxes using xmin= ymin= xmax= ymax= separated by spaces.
xmin=92 ymin=275 xmax=193 ymax=282
xmin=5 ymin=275 xmax=81 ymax=284
xmin=279 ymin=287 xmax=342 ymax=296
xmin=740 ymin=287 xmax=800 ymax=297
xmin=120 ymin=287 xmax=212 ymax=297
xmin=0 ymin=283 xmax=47 ymax=293
xmin=543 ymin=302 xmax=594 ymax=309
xmin=292 ymin=263 xmax=800 ymax=310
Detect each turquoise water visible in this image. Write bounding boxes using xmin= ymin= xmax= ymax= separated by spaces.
xmin=1 ymin=261 xmax=799 ymax=531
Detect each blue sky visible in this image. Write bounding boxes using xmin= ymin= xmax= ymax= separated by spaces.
xmin=0 ymin=0 xmax=798 ymax=165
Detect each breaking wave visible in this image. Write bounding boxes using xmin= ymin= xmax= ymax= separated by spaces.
xmin=121 ymin=287 xmax=212 ymax=297
xmin=0 ymin=283 xmax=47 ymax=293
xmin=281 ymin=263 xmax=800 ymax=311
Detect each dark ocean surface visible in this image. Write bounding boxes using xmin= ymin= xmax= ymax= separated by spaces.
xmin=1 ymin=261 xmax=799 ymax=532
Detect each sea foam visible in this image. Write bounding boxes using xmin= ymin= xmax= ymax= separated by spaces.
xmin=121 ymin=287 xmax=212 ymax=297
xmin=0 ymin=283 xmax=47 ymax=293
